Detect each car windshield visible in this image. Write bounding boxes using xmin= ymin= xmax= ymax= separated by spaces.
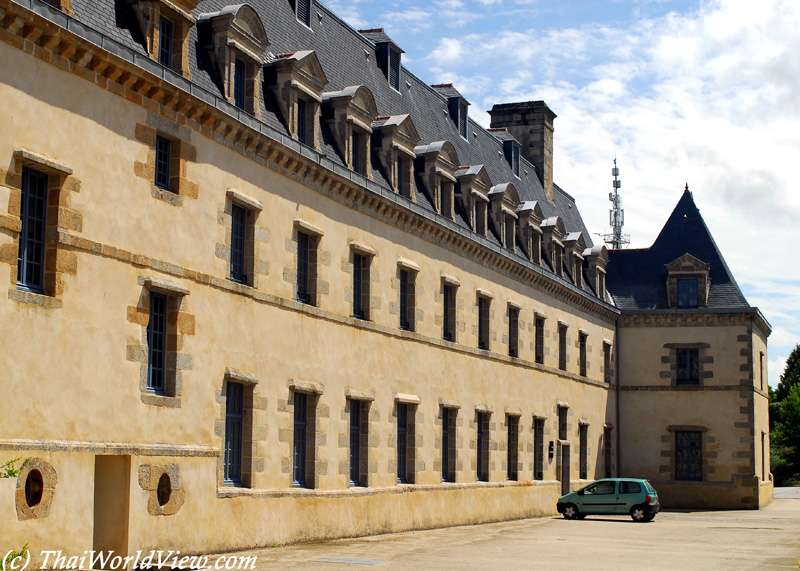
xmin=644 ymin=480 xmax=656 ymax=493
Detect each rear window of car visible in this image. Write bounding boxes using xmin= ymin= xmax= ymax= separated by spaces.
xmin=619 ymin=481 xmax=641 ymax=494
xmin=644 ymin=480 xmax=656 ymax=493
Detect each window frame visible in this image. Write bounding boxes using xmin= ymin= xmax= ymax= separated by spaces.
xmin=296 ymin=231 xmax=311 ymax=303
xmin=233 ymin=58 xmax=246 ymax=110
xmin=508 ymin=305 xmax=520 ymax=358
xmin=293 ymin=392 xmax=309 ymax=487
xmin=146 ymin=291 xmax=168 ymax=394
xmin=558 ymin=323 xmax=568 ymax=371
xmin=388 ymin=47 xmax=401 ymax=91
xmin=477 ymin=295 xmax=490 ymax=350
xmin=603 ymin=342 xmax=612 ymax=384
xmin=675 ymin=430 xmax=702 ymax=481
xmin=396 ymin=403 xmax=409 ymax=484
xmin=677 ymin=278 xmax=699 ymax=309
xmin=224 ymin=381 xmax=244 ymax=485
xmin=533 ymin=417 xmax=545 ymax=480
xmin=154 ymin=135 xmax=171 ymax=191
xmin=441 ymin=406 xmax=457 ymax=483
xmin=558 ymin=406 xmax=568 ymax=441
xmin=579 ymin=423 xmax=588 ymax=480
xmin=349 ymin=399 xmax=364 ymax=487
xmin=534 ymin=316 xmax=545 ymax=365
xmin=476 ymin=411 xmax=489 ymax=482
xmin=676 ymin=348 xmax=700 ymax=385
xmin=17 ymin=167 xmax=48 ymax=293
xmin=158 ymin=16 xmax=173 ymax=68
xmin=296 ymin=97 xmax=308 ymax=146
xmin=399 ymin=268 xmax=415 ymax=331
xmin=352 ymin=252 xmax=370 ymax=320
xmin=229 ymin=203 xmax=247 ymax=284
xmin=443 ymin=283 xmax=456 ymax=342
xmin=294 ymin=0 xmax=311 ymax=27
xmin=506 ymin=415 xmax=519 ymax=481
xmin=579 ymin=332 xmax=588 ymax=377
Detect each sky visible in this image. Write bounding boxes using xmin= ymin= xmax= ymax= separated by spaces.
xmin=322 ymin=0 xmax=800 ymax=387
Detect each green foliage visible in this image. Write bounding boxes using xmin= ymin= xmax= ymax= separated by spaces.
xmin=3 ymin=543 xmax=29 ymax=567
xmin=0 ymin=457 xmax=29 ymax=479
xmin=776 ymin=344 xmax=800 ymax=402
xmin=775 ymin=386 xmax=800 ymax=458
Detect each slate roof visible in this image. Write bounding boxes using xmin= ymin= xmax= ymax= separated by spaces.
xmin=606 ymin=189 xmax=749 ymax=311
xmin=67 ymin=0 xmax=595 ymax=279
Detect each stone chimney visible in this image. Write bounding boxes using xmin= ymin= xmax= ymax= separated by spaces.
xmin=488 ymin=101 xmax=556 ymax=202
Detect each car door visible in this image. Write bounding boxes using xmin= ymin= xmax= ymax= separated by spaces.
xmin=617 ymin=480 xmax=642 ymax=513
xmin=578 ymin=480 xmax=617 ymax=515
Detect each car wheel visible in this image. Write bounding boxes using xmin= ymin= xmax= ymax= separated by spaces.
xmin=630 ymin=506 xmax=647 ymax=522
xmin=563 ymin=503 xmax=580 ymax=520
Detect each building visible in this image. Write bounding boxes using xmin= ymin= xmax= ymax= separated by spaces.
xmin=0 ymin=0 xmax=771 ymax=560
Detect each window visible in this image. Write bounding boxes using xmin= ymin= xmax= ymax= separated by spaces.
xmin=158 ymin=16 xmax=173 ymax=68
xmin=579 ymin=424 xmax=588 ymax=479
xmin=459 ymin=100 xmax=468 ymax=139
xmin=441 ymin=407 xmax=456 ymax=483
xmin=349 ymin=399 xmax=366 ymax=486
xmin=351 ymin=131 xmax=360 ymax=173
xmin=761 ymin=431 xmax=767 ymax=481
xmin=507 ymin=415 xmax=519 ymax=481
xmin=604 ymin=426 xmax=613 ymax=478
xmin=396 ymin=156 xmax=405 ymax=196
xmin=508 ymin=305 xmax=519 ymax=358
xmin=677 ymin=278 xmax=698 ymax=308
xmin=352 ymin=252 xmax=370 ymax=320
xmin=759 ymin=351 xmax=765 ymax=391
xmin=478 ymin=296 xmax=490 ymax=350
xmin=294 ymin=0 xmax=311 ymax=27
xmin=17 ymin=167 xmax=48 ymax=293
xmin=533 ymin=418 xmax=545 ymax=480
xmin=399 ymin=269 xmax=415 ymax=331
xmin=579 ymin=332 xmax=587 ymax=377
xmin=476 ymin=412 xmax=489 ymax=481
xmin=558 ymin=323 xmax=568 ymax=371
xmin=675 ymin=431 xmax=702 ymax=481
xmin=512 ymin=144 xmax=520 ymax=177
xmin=558 ymin=406 xmax=568 ymax=441
xmin=146 ymin=291 xmax=167 ymax=393
xmin=388 ymin=47 xmax=401 ymax=90
xmin=676 ymin=348 xmax=699 ymax=385
xmin=224 ymin=381 xmax=244 ymax=485
xmin=397 ymin=403 xmax=414 ymax=483
xmin=443 ymin=284 xmax=456 ymax=342
xmin=293 ymin=392 xmax=308 ymax=487
xmin=233 ymin=58 xmax=246 ymax=110
xmin=619 ymin=481 xmax=640 ymax=494
xmin=154 ymin=135 xmax=171 ymax=191
xmin=230 ymin=203 xmax=246 ymax=283
xmin=297 ymin=231 xmax=311 ymax=303
xmin=297 ymin=98 xmax=307 ymax=145
xmin=603 ymin=342 xmax=612 ymax=384
xmin=535 ymin=316 xmax=545 ymax=365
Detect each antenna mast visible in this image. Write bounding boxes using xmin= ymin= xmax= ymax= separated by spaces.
xmin=602 ymin=158 xmax=630 ymax=249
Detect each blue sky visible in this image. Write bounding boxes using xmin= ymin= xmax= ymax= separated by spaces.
xmin=322 ymin=0 xmax=800 ymax=387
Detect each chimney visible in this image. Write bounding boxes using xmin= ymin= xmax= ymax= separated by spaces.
xmin=489 ymin=101 xmax=556 ymax=202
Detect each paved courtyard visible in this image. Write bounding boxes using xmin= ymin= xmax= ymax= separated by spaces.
xmin=211 ymin=492 xmax=800 ymax=570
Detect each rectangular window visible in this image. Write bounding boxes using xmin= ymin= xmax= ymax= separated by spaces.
xmin=441 ymin=407 xmax=456 ymax=483
xmin=478 ymin=296 xmax=490 ymax=350
xmin=603 ymin=342 xmax=612 ymax=384
xmin=676 ymin=348 xmax=699 ymax=385
xmin=293 ymin=392 xmax=308 ymax=487
xmin=397 ymin=403 xmax=409 ymax=483
xmin=351 ymin=131 xmax=360 ymax=173
xmin=533 ymin=418 xmax=545 ymax=480
xmin=507 ymin=416 xmax=519 ymax=481
xmin=158 ymin=16 xmax=173 ymax=68
xmin=579 ymin=332 xmax=587 ymax=377
xmin=17 ymin=167 xmax=48 ymax=292
xmin=508 ymin=305 xmax=519 ymax=358
xmin=146 ymin=291 xmax=167 ymax=394
xmin=476 ymin=412 xmax=489 ymax=481
xmin=399 ymin=269 xmax=415 ymax=331
xmin=296 ymin=231 xmax=311 ymax=303
xmin=675 ymin=431 xmax=702 ymax=481
xmin=224 ymin=381 xmax=244 ymax=485
xmin=759 ymin=351 xmax=765 ymax=391
xmin=535 ymin=316 xmax=545 ymax=364
xmin=558 ymin=324 xmax=568 ymax=371
xmin=230 ymin=203 xmax=246 ymax=283
xmin=558 ymin=406 xmax=568 ymax=441
xmin=604 ymin=426 xmax=613 ymax=478
xmin=154 ymin=135 xmax=171 ymax=191
xmin=297 ymin=98 xmax=307 ymax=145
xmin=761 ymin=431 xmax=767 ymax=481
xmin=388 ymin=47 xmax=401 ymax=90
xmin=443 ymin=284 xmax=456 ymax=342
xmin=512 ymin=144 xmax=520 ymax=177
xmin=459 ymin=100 xmax=468 ymax=139
xmin=349 ymin=399 xmax=364 ymax=486
xmin=677 ymin=278 xmax=698 ymax=308
xmin=579 ymin=424 xmax=588 ymax=479
xmin=233 ymin=58 xmax=246 ymax=110
xmin=352 ymin=253 xmax=370 ymax=320
xmin=396 ymin=156 xmax=404 ymax=195
xmin=296 ymin=0 xmax=311 ymax=26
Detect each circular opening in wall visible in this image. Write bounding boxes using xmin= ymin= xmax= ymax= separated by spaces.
xmin=25 ymin=469 xmax=44 ymax=508
xmin=157 ymin=473 xmax=171 ymax=506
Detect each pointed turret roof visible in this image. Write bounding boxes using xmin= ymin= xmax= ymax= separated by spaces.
xmin=606 ymin=188 xmax=749 ymax=310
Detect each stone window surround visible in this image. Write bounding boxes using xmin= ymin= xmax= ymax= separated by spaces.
xmin=394 ymin=258 xmax=420 ymax=332
xmin=131 ymin=0 xmax=196 ymax=79
xmin=505 ymin=300 xmax=522 ymax=358
xmin=3 ymin=149 xmax=80 ymax=308
xmin=341 ymin=389 xmax=376 ymax=488
xmin=577 ymin=330 xmax=588 ymax=377
xmin=503 ymin=408 xmax=522 ymax=481
xmin=665 ymin=254 xmax=711 ymax=309
xmin=347 ymin=241 xmax=377 ymax=321
xmin=15 ymin=458 xmax=57 ymax=521
xmin=436 ymin=399 xmax=461 ymax=483
xmin=215 ymin=189 xmax=266 ymax=289
xmin=661 ymin=425 xmax=715 ymax=482
xmin=660 ymin=342 xmax=713 ymax=387
xmin=472 ymin=404 xmax=494 ymax=482
xmin=127 ymin=276 xmax=193 ymax=408
xmin=137 ymin=463 xmax=185 ymax=516
xmin=392 ymin=393 xmax=421 ymax=485
xmin=285 ymin=379 xmax=325 ymax=490
xmin=475 ymin=288 xmax=494 ymax=351
xmin=216 ymin=367 xmax=265 ymax=489
xmin=532 ymin=413 xmax=548 ymax=480
xmin=287 ymin=219 xmax=328 ymax=307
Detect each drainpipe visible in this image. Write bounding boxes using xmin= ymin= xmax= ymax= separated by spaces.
xmin=616 ymin=317 xmax=622 ymax=476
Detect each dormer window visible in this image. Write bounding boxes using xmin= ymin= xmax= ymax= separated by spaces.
xmin=131 ymin=0 xmax=198 ymax=78
xmin=488 ymin=183 xmax=520 ymax=252
xmin=297 ymin=98 xmax=308 ymax=145
xmin=665 ymin=254 xmax=710 ymax=309
xmin=292 ymin=0 xmax=312 ymax=27
xmin=352 ymin=132 xmax=361 ymax=173
xmin=678 ymin=279 xmax=698 ymax=308
xmin=389 ymin=47 xmax=401 ymax=90
xmin=198 ymin=5 xmax=270 ymax=117
xmin=323 ymin=86 xmax=377 ymax=178
xmin=458 ymin=100 xmax=468 ymax=139
xmin=372 ymin=114 xmax=420 ymax=198
xmin=414 ymin=141 xmax=459 ymax=219
xmin=583 ymin=244 xmax=609 ymax=300
xmin=512 ymin=144 xmax=520 ymax=177
xmin=359 ymin=29 xmax=404 ymax=91
xmin=431 ymin=84 xmax=470 ymax=141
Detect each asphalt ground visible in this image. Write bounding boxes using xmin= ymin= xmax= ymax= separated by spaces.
xmin=210 ymin=492 xmax=800 ymax=570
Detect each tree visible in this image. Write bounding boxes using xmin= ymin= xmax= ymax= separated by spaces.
xmin=776 ymin=344 xmax=800 ymax=402
xmin=774 ymin=384 xmax=800 ymax=463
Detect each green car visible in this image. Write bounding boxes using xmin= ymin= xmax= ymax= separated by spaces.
xmin=556 ymin=478 xmax=660 ymax=522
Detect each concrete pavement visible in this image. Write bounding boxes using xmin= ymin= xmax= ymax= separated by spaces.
xmin=208 ymin=496 xmax=800 ymax=570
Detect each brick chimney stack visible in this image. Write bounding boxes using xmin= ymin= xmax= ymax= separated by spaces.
xmin=489 ymin=101 xmax=557 ymax=202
